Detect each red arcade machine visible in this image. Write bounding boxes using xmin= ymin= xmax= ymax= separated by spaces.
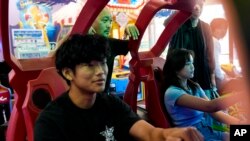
xmin=5 ymin=0 xmax=248 ymax=141
xmin=123 ymin=0 xmax=250 ymax=129
xmin=1 ymin=1 xmax=52 ymax=140
xmin=123 ymin=0 xmax=195 ymax=128
xmin=1 ymin=0 xmax=202 ymax=140
xmin=71 ymin=0 xmax=196 ymax=129
xmin=0 ymin=0 xmax=110 ymax=141
xmin=1 ymin=1 xmax=57 ymax=140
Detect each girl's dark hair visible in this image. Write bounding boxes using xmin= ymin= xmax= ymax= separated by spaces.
xmin=162 ymin=48 xmax=198 ymax=93
xmin=55 ymin=34 xmax=110 ymax=84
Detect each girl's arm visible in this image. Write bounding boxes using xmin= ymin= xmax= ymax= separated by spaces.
xmin=176 ymin=91 xmax=242 ymax=113
xmin=210 ymin=111 xmax=240 ymax=124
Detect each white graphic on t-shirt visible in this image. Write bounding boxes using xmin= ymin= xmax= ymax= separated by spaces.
xmin=100 ymin=126 xmax=116 ymax=141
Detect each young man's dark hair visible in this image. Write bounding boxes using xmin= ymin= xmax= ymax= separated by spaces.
xmin=55 ymin=34 xmax=110 ymax=85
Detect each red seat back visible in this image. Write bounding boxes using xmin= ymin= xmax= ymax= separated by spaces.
xmin=22 ymin=67 xmax=68 ymax=141
xmin=124 ymin=0 xmax=194 ymax=128
xmin=152 ymin=57 xmax=174 ymax=127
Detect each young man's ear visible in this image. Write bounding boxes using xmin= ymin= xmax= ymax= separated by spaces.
xmin=62 ymin=68 xmax=73 ymax=81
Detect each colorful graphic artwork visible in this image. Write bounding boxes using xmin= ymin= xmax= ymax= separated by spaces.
xmin=16 ymin=0 xmax=61 ymax=50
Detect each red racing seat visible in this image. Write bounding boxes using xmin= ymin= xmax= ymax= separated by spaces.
xmin=123 ymin=0 xmax=195 ymax=128
xmin=22 ymin=67 xmax=68 ymax=141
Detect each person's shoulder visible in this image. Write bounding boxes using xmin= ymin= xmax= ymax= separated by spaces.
xmin=194 ymin=84 xmax=204 ymax=92
xmin=40 ymin=92 xmax=68 ymax=114
xmin=165 ymin=86 xmax=187 ymax=105
xmin=199 ymin=19 xmax=208 ymax=24
xmin=98 ymin=93 xmax=121 ymax=102
xmin=97 ymin=93 xmax=126 ymax=107
xmin=166 ymin=86 xmax=185 ymax=95
xmin=167 ymin=85 xmax=183 ymax=91
xmin=199 ymin=19 xmax=210 ymax=28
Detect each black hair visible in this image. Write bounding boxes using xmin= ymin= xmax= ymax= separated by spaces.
xmin=55 ymin=34 xmax=110 ymax=84
xmin=162 ymin=48 xmax=198 ymax=93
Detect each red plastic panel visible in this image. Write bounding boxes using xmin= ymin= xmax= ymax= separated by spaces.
xmin=22 ymin=67 xmax=68 ymax=141
xmin=0 ymin=0 xmax=52 ymax=140
xmin=6 ymin=70 xmax=41 ymax=141
xmin=0 ymin=0 xmax=108 ymax=140
xmin=124 ymin=0 xmax=195 ymax=128
xmin=71 ymin=0 xmax=109 ymax=34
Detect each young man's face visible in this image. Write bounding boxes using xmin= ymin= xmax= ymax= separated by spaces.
xmin=92 ymin=9 xmax=112 ymax=37
xmin=68 ymin=60 xmax=108 ymax=94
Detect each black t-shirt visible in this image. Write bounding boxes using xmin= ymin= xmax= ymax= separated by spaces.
xmin=105 ymin=38 xmax=129 ymax=93
xmin=34 ymin=92 xmax=140 ymax=141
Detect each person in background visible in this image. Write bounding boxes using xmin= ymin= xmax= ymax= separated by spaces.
xmin=34 ymin=34 xmax=204 ymax=141
xmin=0 ymin=61 xmax=11 ymax=90
xmin=210 ymin=18 xmax=243 ymax=93
xmin=167 ymin=0 xmax=217 ymax=100
xmin=50 ymin=7 xmax=139 ymax=94
xmin=210 ymin=18 xmax=247 ymax=121
xmin=0 ymin=47 xmax=12 ymax=91
xmin=88 ymin=7 xmax=139 ymax=93
xmin=162 ymin=48 xmax=246 ymax=141
xmin=0 ymin=61 xmax=12 ymax=125
xmin=0 ymin=52 xmax=12 ymax=139
xmin=166 ymin=0 xmax=223 ymax=130
xmin=210 ymin=18 xmax=229 ymax=92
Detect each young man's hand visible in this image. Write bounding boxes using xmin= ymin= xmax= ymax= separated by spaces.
xmin=162 ymin=127 xmax=204 ymax=141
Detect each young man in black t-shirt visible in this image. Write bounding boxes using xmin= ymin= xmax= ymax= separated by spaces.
xmin=34 ymin=34 xmax=203 ymax=141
